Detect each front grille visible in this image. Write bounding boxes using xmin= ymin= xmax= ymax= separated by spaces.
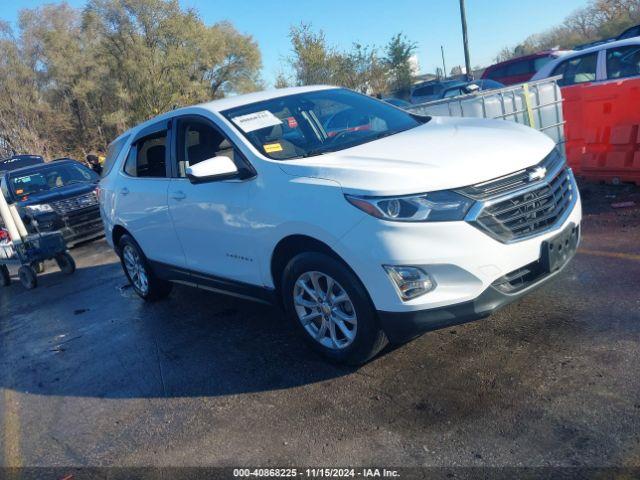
xmin=64 ymin=205 xmax=101 ymax=227
xmin=51 ymin=191 xmax=99 ymax=215
xmin=472 ymin=167 xmax=575 ymax=242
xmin=493 ymin=260 xmax=546 ymax=294
xmin=459 ymin=149 xmax=565 ymax=200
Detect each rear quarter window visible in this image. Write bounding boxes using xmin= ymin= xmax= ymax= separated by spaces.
xmin=102 ymin=134 xmax=131 ymax=178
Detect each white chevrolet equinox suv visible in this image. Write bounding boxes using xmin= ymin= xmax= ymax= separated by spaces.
xmin=99 ymin=86 xmax=581 ymax=364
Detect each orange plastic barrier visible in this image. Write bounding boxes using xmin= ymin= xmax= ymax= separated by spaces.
xmin=562 ymin=77 xmax=640 ymax=185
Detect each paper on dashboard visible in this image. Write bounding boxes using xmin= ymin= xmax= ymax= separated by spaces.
xmin=231 ymin=111 xmax=283 ymax=133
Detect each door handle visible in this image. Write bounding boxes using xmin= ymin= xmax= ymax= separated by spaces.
xmin=120 ymin=187 xmax=129 ymax=196
xmin=171 ymin=191 xmax=186 ymax=201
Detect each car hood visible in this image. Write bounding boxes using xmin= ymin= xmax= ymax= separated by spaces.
xmin=278 ymin=116 xmax=555 ymax=196
xmin=16 ymin=182 xmax=97 ymax=207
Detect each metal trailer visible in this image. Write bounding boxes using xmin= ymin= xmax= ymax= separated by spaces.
xmin=406 ymin=76 xmax=566 ymax=153
xmin=0 ymin=186 xmax=75 ymax=290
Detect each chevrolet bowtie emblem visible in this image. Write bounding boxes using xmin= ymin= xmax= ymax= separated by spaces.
xmin=528 ymin=166 xmax=547 ymax=182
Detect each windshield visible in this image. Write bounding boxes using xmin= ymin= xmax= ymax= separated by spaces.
xmin=9 ymin=162 xmax=98 ymax=199
xmin=221 ymin=88 xmax=425 ymax=160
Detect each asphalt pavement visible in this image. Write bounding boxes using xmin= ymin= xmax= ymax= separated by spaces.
xmin=0 ymin=184 xmax=639 ymax=470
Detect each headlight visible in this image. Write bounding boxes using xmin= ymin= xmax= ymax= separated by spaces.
xmin=25 ymin=204 xmax=54 ymax=214
xmin=345 ymin=190 xmax=474 ymax=222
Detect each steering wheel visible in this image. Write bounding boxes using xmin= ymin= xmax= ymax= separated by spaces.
xmin=327 ymin=130 xmax=353 ymax=143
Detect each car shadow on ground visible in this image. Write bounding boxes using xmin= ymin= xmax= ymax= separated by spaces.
xmin=0 ymin=262 xmax=357 ymax=399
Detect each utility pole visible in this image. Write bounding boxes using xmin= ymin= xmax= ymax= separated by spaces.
xmin=441 ymin=45 xmax=447 ymax=79
xmin=459 ymin=0 xmax=472 ymax=80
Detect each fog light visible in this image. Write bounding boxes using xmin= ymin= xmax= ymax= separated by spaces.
xmin=383 ymin=266 xmax=435 ymax=301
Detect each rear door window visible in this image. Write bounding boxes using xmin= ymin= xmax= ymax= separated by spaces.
xmin=124 ymin=131 xmax=168 ymax=178
xmin=443 ymin=87 xmax=463 ymax=98
xmin=606 ymin=45 xmax=640 ymax=80
xmin=552 ymin=53 xmax=598 ymax=86
xmin=412 ymin=85 xmax=435 ymax=97
xmin=506 ymin=59 xmax=531 ymax=76
xmin=533 ymin=55 xmax=553 ymax=72
xmin=485 ymin=66 xmax=507 ymax=80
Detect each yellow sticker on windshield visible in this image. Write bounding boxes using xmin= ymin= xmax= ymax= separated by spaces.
xmin=264 ymin=143 xmax=283 ymax=153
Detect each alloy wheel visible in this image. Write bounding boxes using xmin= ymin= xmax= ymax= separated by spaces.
xmin=123 ymin=245 xmax=149 ymax=295
xmin=293 ymin=271 xmax=357 ymax=350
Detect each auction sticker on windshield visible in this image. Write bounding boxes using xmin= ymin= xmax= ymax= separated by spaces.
xmin=263 ymin=143 xmax=283 ymax=153
xmin=232 ymin=110 xmax=282 ymax=133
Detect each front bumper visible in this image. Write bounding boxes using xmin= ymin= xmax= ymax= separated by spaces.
xmin=378 ymin=224 xmax=579 ymax=343
xmin=30 ymin=205 xmax=104 ymax=247
xmin=337 ymin=193 xmax=582 ymax=313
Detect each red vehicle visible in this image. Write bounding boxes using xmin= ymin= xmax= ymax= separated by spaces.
xmin=532 ymin=38 xmax=640 ymax=184
xmin=481 ymin=51 xmax=570 ymax=85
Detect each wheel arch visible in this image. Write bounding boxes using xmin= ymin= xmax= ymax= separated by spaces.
xmin=270 ymin=234 xmax=365 ymax=297
xmin=111 ymin=224 xmax=129 ymax=253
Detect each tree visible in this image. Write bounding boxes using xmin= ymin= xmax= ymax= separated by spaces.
xmin=286 ymin=23 xmax=413 ymax=96
xmin=450 ymin=65 xmax=463 ymax=76
xmin=495 ymin=0 xmax=640 ymax=62
xmin=334 ymin=43 xmax=389 ymax=95
xmin=0 ymin=0 xmax=263 ymax=159
xmin=288 ymin=23 xmax=337 ymax=86
xmin=384 ymin=33 xmax=417 ymax=98
xmin=0 ymin=22 xmax=53 ymax=158
xmin=18 ymin=3 xmax=111 ymax=152
xmin=274 ymin=70 xmax=291 ymax=89
xmin=84 ymin=0 xmax=262 ymax=126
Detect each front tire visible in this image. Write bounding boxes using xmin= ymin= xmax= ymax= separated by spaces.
xmin=118 ymin=234 xmax=172 ymax=301
xmin=282 ymin=252 xmax=387 ymax=365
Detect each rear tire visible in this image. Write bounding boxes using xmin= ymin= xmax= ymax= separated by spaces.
xmin=55 ymin=252 xmax=76 ymax=275
xmin=0 ymin=265 xmax=10 ymax=287
xmin=18 ymin=265 xmax=37 ymax=290
xmin=118 ymin=234 xmax=172 ymax=301
xmin=281 ymin=252 xmax=387 ymax=365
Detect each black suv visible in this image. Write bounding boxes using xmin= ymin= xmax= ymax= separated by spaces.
xmin=0 ymin=159 xmax=103 ymax=247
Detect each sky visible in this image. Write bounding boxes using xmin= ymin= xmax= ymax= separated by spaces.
xmin=4 ymin=0 xmax=589 ymax=85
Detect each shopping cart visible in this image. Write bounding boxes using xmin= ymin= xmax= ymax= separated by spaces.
xmin=0 ymin=230 xmax=75 ymax=289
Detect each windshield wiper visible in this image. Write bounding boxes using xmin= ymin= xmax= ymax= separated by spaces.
xmin=369 ymin=128 xmax=410 ymax=142
xmin=301 ymin=148 xmax=331 ymax=158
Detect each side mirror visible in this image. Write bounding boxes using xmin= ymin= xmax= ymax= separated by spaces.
xmin=186 ymin=156 xmax=239 ymax=184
